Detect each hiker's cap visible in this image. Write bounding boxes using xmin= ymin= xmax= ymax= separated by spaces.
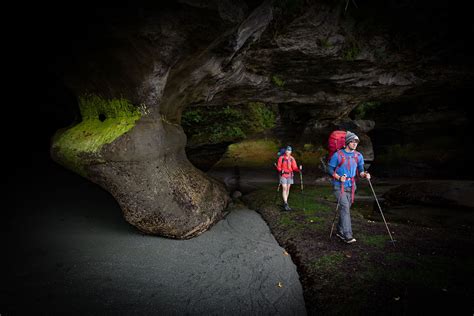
xmin=286 ymin=146 xmax=293 ymax=152
xmin=345 ymin=131 xmax=360 ymax=145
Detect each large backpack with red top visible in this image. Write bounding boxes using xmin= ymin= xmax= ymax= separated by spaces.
xmin=319 ymin=130 xmax=347 ymax=174
xmin=327 ymin=130 xmax=347 ymax=162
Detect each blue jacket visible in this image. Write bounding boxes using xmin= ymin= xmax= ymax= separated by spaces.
xmin=328 ymin=149 xmax=364 ymax=188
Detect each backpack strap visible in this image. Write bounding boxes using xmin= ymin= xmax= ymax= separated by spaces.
xmin=281 ymin=156 xmax=294 ymax=177
xmin=333 ymin=150 xmax=346 ymax=197
xmin=287 ymin=157 xmax=294 ymax=177
xmin=350 ymin=151 xmax=361 ymax=203
xmin=277 ymin=156 xmax=284 ymax=173
xmin=332 ymin=150 xmax=345 ymax=179
xmin=354 ymin=151 xmax=360 ymax=177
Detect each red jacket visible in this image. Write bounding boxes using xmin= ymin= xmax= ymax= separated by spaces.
xmin=277 ymin=155 xmax=300 ymax=178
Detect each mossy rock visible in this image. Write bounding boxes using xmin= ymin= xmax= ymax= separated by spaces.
xmin=51 ymin=94 xmax=142 ymax=176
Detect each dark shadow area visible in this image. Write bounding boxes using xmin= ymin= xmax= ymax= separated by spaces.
xmin=4 ymin=151 xmax=135 ymax=234
xmin=2 ymin=153 xmax=306 ymax=315
xmin=367 ymin=88 xmax=474 ymax=179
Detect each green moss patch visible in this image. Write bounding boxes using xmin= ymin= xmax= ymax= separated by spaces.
xmin=271 ymin=75 xmax=285 ymax=87
xmin=309 ymin=252 xmax=345 ymax=273
xmin=52 ymin=94 xmax=142 ymax=175
xmin=358 ymin=234 xmax=389 ymax=248
xmin=342 ymin=37 xmax=361 ymax=61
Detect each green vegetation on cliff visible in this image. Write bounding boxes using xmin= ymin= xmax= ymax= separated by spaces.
xmin=52 ymin=94 xmax=142 ymax=176
xmin=351 ymin=101 xmax=382 ymax=119
xmin=342 ymin=38 xmax=361 ymax=61
xmin=182 ymin=102 xmax=276 ymax=145
xmin=271 ymin=75 xmax=285 ymax=87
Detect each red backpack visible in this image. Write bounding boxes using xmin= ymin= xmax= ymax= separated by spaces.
xmin=327 ymin=130 xmax=347 ymax=162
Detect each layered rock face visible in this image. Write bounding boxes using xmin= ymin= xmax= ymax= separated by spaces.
xmin=50 ymin=0 xmax=472 ymax=237
xmin=182 ymin=0 xmax=472 ymax=172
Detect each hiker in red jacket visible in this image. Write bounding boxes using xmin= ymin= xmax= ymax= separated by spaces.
xmin=277 ymin=146 xmax=301 ymax=211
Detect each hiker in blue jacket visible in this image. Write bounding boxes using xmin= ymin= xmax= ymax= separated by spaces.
xmin=328 ymin=131 xmax=371 ymax=244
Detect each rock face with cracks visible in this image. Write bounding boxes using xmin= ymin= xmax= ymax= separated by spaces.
xmin=50 ymin=0 xmax=472 ymax=237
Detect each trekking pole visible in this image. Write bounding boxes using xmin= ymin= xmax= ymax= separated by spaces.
xmin=329 ymin=179 xmax=345 ymax=238
xmin=273 ymin=163 xmax=281 ymax=205
xmin=367 ymin=178 xmax=396 ymax=246
xmin=299 ymin=165 xmax=305 ymax=211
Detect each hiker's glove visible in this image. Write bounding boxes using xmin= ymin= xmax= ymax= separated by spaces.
xmin=361 ymin=172 xmax=371 ymax=179
xmin=340 ymin=175 xmax=347 ymax=182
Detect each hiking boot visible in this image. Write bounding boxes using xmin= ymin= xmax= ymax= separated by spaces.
xmin=283 ymin=203 xmax=291 ymax=211
xmin=345 ymin=237 xmax=357 ymax=244
xmin=336 ymin=232 xmax=356 ymax=244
